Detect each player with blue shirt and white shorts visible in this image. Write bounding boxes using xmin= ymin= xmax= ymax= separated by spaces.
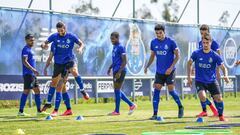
xmin=41 ymin=22 xmax=89 ymax=117
xmin=107 ymin=32 xmax=137 ymax=116
xmin=18 ymin=34 xmax=49 ymax=117
xmin=196 ymin=24 xmax=220 ymax=117
xmin=144 ymin=24 xmax=184 ymax=120
xmin=187 ymin=33 xmax=230 ymax=121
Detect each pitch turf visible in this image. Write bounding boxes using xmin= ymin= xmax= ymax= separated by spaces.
xmin=0 ymin=97 xmax=239 ymax=135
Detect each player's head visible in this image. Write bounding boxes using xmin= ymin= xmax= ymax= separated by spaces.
xmin=25 ymin=34 xmax=35 ymax=47
xmin=200 ymin=24 xmax=210 ymax=37
xmin=154 ymin=24 xmax=165 ymax=40
xmin=202 ymin=33 xmax=212 ymax=51
xmin=56 ymin=21 xmax=66 ymax=36
xmin=110 ymin=32 xmax=119 ymax=45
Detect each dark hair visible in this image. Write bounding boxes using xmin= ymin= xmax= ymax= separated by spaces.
xmin=154 ymin=24 xmax=165 ymax=32
xmin=202 ymin=33 xmax=212 ymax=41
xmin=25 ymin=34 xmax=34 ymax=40
xmin=200 ymin=24 xmax=210 ymax=32
xmin=56 ymin=21 xmax=65 ymax=28
xmin=111 ymin=32 xmax=119 ymax=38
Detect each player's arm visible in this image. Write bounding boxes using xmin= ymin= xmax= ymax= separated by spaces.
xmin=169 ymin=48 xmax=180 ymax=69
xmin=107 ymin=64 xmax=112 ymax=76
xmin=76 ymin=38 xmax=85 ymax=54
xmin=22 ymin=56 xmax=39 ymax=75
xmin=115 ymin=54 xmax=127 ymax=79
xmin=144 ymin=51 xmax=155 ymax=74
xmin=44 ymin=52 xmax=54 ymax=76
xmin=187 ymin=59 xmax=193 ymax=87
xmin=219 ymin=64 xmax=230 ymax=83
xmin=236 ymin=60 xmax=240 ymax=65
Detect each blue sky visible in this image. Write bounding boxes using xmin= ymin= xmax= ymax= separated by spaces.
xmin=0 ymin=0 xmax=239 ymax=28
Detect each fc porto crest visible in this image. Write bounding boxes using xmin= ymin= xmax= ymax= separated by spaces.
xmin=209 ymin=57 xmax=213 ymax=63
xmin=164 ymin=44 xmax=168 ymax=50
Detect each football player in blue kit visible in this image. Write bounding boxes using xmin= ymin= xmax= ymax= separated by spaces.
xmin=41 ymin=22 xmax=89 ymax=117
xmin=144 ymin=24 xmax=184 ymax=120
xmin=107 ymin=32 xmax=137 ymax=116
xmin=196 ymin=24 xmax=220 ymax=117
xmin=187 ymin=33 xmax=229 ymax=121
xmin=18 ymin=34 xmax=49 ymax=117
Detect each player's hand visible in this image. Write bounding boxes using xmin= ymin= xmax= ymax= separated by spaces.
xmin=187 ymin=77 xmax=192 ymax=87
xmin=165 ymin=67 xmax=173 ymax=75
xmin=223 ymin=76 xmax=230 ymax=83
xmin=33 ymin=69 xmax=39 ymax=76
xmin=107 ymin=68 xmax=111 ymax=76
xmin=144 ymin=67 xmax=148 ymax=74
xmin=41 ymin=43 xmax=49 ymax=50
xmin=115 ymin=71 xmax=121 ymax=79
xmin=44 ymin=68 xmax=48 ymax=76
xmin=76 ymin=47 xmax=83 ymax=54
xmin=236 ymin=60 xmax=240 ymax=65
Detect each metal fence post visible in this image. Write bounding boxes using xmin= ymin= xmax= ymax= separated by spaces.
xmin=221 ymin=78 xmax=225 ymax=98
xmin=166 ymin=86 xmax=169 ymax=101
xmin=132 ymin=79 xmax=135 ymax=102
xmin=28 ymin=90 xmax=32 ymax=108
xmin=180 ymin=78 xmax=184 ymax=100
xmin=74 ymin=80 xmax=78 ymax=104
xmin=149 ymin=79 xmax=153 ymax=101
xmin=234 ymin=77 xmax=237 ymax=98
xmin=95 ymin=79 xmax=98 ymax=103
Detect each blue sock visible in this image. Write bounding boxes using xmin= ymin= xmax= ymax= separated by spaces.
xmin=62 ymin=92 xmax=71 ymax=110
xmin=54 ymin=92 xmax=62 ymax=111
xmin=75 ymin=76 xmax=84 ymax=90
xmin=200 ymin=100 xmax=207 ymax=112
xmin=169 ymin=90 xmax=183 ymax=107
xmin=34 ymin=94 xmax=41 ymax=112
xmin=19 ymin=93 xmax=28 ymax=113
xmin=215 ymin=101 xmax=224 ymax=116
xmin=47 ymin=86 xmax=56 ymax=103
xmin=120 ymin=91 xmax=133 ymax=107
xmin=114 ymin=90 xmax=121 ymax=113
xmin=205 ymin=98 xmax=212 ymax=105
xmin=214 ymin=100 xmax=218 ymax=108
xmin=153 ymin=89 xmax=160 ymax=115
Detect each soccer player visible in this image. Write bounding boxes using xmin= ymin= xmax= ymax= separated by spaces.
xmin=196 ymin=24 xmax=220 ymax=117
xmin=107 ymin=32 xmax=137 ymax=116
xmin=41 ymin=21 xmax=89 ymax=116
xmin=187 ymin=33 xmax=229 ymax=121
xmin=18 ymin=34 xmax=49 ymax=116
xmin=144 ymin=24 xmax=184 ymax=120
xmin=43 ymin=50 xmax=72 ymax=116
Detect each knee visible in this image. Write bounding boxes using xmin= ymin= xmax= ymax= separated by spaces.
xmin=213 ymin=94 xmax=222 ymax=102
xmin=198 ymin=91 xmax=206 ymax=101
xmin=23 ymin=90 xmax=30 ymax=95
xmin=154 ymin=84 xmax=162 ymax=90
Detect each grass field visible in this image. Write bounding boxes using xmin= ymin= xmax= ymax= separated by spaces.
xmin=0 ymin=97 xmax=239 ymax=135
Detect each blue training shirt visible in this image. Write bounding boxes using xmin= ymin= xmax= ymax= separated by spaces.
xmin=47 ymin=32 xmax=80 ymax=64
xmin=150 ymin=37 xmax=178 ymax=74
xmin=22 ymin=45 xmax=36 ymax=76
xmin=112 ymin=43 xmax=127 ymax=74
xmin=199 ymin=39 xmax=219 ymax=52
xmin=191 ymin=49 xmax=223 ymax=83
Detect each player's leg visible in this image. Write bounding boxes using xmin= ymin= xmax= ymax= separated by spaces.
xmin=50 ymin=78 xmax=64 ymax=117
xmin=41 ymin=66 xmax=62 ymax=111
xmin=68 ymin=61 xmax=89 ymax=100
xmin=166 ymin=70 xmax=184 ymax=118
xmin=150 ymin=73 xmax=163 ymax=120
xmin=18 ymin=75 xmax=33 ymax=116
xmin=32 ymin=85 xmax=49 ymax=116
xmin=61 ymin=74 xmax=73 ymax=116
xmin=209 ymin=82 xmax=226 ymax=121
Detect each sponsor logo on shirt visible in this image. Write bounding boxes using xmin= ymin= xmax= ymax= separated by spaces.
xmin=57 ymin=44 xmax=70 ymax=48
xmin=199 ymin=63 xmax=211 ymax=68
xmin=156 ymin=50 xmax=167 ymax=55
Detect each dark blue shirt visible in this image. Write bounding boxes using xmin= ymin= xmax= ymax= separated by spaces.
xmin=112 ymin=43 xmax=127 ymax=73
xmin=198 ymin=39 xmax=219 ymax=52
xmin=22 ymin=45 xmax=36 ymax=76
xmin=47 ymin=32 xmax=80 ymax=64
xmin=150 ymin=37 xmax=178 ymax=74
xmin=191 ymin=49 xmax=223 ymax=83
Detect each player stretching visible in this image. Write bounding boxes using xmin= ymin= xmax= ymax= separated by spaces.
xmin=18 ymin=34 xmax=49 ymax=117
xmin=187 ymin=33 xmax=229 ymax=121
xmin=144 ymin=24 xmax=184 ymax=120
xmin=107 ymin=32 xmax=137 ymax=116
xmin=196 ymin=24 xmax=220 ymax=117
xmin=41 ymin=21 xmax=89 ymax=116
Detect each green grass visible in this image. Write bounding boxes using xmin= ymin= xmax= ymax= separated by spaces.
xmin=0 ymin=97 xmax=239 ymax=135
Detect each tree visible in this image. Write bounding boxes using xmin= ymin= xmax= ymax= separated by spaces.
xmin=72 ymin=0 xmax=100 ymax=15
xmin=162 ymin=0 xmax=179 ymax=22
xmin=135 ymin=4 xmax=154 ymax=19
xmin=218 ymin=11 xmax=230 ymax=27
